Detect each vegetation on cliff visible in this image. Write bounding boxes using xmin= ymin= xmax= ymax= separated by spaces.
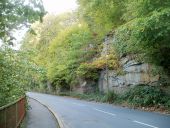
xmin=1 ymin=0 xmax=170 ymax=109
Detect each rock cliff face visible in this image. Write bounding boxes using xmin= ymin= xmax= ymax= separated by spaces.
xmin=98 ymin=36 xmax=166 ymax=94
xmin=98 ymin=56 xmax=159 ymax=93
xmin=74 ymin=35 xmax=169 ymax=94
xmin=73 ymin=78 xmax=96 ymax=93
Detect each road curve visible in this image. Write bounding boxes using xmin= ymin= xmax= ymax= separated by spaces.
xmin=27 ymin=92 xmax=170 ymax=128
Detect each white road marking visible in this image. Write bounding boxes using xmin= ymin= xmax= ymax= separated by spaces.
xmin=72 ymin=102 xmax=86 ymax=106
xmin=133 ymin=120 xmax=159 ymax=128
xmin=93 ymin=108 xmax=116 ymax=116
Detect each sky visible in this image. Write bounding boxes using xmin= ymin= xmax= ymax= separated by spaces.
xmin=11 ymin=0 xmax=78 ymax=50
xmin=42 ymin=0 xmax=78 ymax=14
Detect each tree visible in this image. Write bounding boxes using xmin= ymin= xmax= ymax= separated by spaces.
xmin=47 ymin=23 xmax=95 ymax=90
xmin=77 ymin=0 xmax=125 ymax=38
xmin=21 ymin=13 xmax=82 ymax=91
xmin=0 ymin=0 xmax=45 ymax=43
xmin=0 ymin=0 xmax=45 ymax=106
xmin=21 ymin=13 xmax=77 ymax=67
xmin=114 ymin=0 xmax=170 ymax=74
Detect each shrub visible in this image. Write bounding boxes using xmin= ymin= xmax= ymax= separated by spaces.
xmin=91 ymin=54 xmax=119 ymax=70
xmin=76 ymin=63 xmax=99 ymax=81
xmin=102 ymin=91 xmax=117 ymax=103
xmin=121 ymin=85 xmax=168 ymax=107
xmin=165 ymin=100 xmax=170 ymax=108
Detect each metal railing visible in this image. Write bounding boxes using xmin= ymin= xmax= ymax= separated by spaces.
xmin=0 ymin=97 xmax=26 ymax=128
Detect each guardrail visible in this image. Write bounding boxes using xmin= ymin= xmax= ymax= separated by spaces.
xmin=0 ymin=97 xmax=26 ymax=128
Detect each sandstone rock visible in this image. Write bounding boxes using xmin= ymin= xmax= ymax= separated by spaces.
xmin=98 ymin=37 xmax=161 ymax=94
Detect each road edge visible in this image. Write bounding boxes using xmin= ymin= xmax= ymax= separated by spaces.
xmin=28 ymin=96 xmax=66 ymax=128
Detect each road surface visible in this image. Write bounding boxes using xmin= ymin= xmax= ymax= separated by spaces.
xmin=27 ymin=92 xmax=170 ymax=128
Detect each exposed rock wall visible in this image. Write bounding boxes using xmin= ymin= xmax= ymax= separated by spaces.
xmin=74 ymin=35 xmax=169 ymax=94
xmin=73 ymin=78 xmax=96 ymax=94
xmin=98 ymin=57 xmax=159 ymax=93
xmin=98 ymin=36 xmax=161 ymax=94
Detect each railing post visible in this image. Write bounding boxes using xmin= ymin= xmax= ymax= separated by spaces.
xmin=16 ymin=102 xmax=18 ymax=128
xmin=5 ymin=108 xmax=6 ymax=128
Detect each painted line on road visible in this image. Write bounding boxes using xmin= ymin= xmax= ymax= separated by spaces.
xmin=93 ymin=108 xmax=116 ymax=116
xmin=72 ymin=102 xmax=86 ymax=107
xmin=133 ymin=120 xmax=159 ymax=128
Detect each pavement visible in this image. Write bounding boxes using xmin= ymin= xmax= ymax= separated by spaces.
xmin=27 ymin=92 xmax=170 ymax=128
xmin=24 ymin=98 xmax=59 ymax=128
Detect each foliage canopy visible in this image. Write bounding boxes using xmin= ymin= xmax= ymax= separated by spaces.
xmin=0 ymin=0 xmax=45 ymax=43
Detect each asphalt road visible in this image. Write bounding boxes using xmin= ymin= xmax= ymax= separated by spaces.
xmin=27 ymin=92 xmax=170 ymax=128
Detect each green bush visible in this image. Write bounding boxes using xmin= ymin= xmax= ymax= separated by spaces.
xmin=165 ymin=100 xmax=170 ymax=108
xmin=121 ymin=85 xmax=169 ymax=107
xmin=55 ymin=87 xmax=170 ymax=110
xmin=102 ymin=91 xmax=117 ymax=103
xmin=76 ymin=63 xmax=99 ymax=81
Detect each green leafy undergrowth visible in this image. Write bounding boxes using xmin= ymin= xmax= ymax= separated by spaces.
xmin=120 ymin=85 xmax=170 ymax=108
xmin=69 ymin=85 xmax=170 ymax=110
